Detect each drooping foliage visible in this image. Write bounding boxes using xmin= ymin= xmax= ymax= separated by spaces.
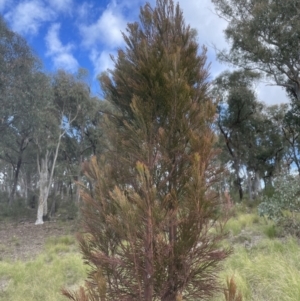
xmin=212 ymin=0 xmax=300 ymax=100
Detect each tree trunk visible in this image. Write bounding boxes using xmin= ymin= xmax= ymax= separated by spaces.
xmin=253 ymin=172 xmax=261 ymax=199
xmin=23 ymin=173 xmax=28 ymax=203
xmin=75 ymin=167 xmax=81 ymax=204
xmin=35 ymin=130 xmax=63 ymax=225
xmin=233 ymin=159 xmax=243 ymax=201
xmin=161 ymin=293 xmax=177 ymax=301
xmin=36 ymin=156 xmax=48 ymax=225
xmin=144 ymin=193 xmax=154 ymax=301
xmin=60 ymin=182 xmax=64 ymax=200
xmin=247 ymin=170 xmax=252 ymax=201
xmin=9 ymin=155 xmax=22 ymax=205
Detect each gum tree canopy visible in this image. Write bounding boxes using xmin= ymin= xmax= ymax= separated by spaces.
xmin=212 ymin=0 xmax=300 ymax=100
xmin=63 ymin=0 xmax=230 ymax=301
xmin=0 ymin=16 xmax=42 ymax=204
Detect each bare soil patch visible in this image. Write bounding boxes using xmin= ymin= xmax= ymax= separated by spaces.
xmin=0 ymin=219 xmax=78 ymax=261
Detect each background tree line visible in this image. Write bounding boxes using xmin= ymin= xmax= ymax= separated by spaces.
xmin=0 ymin=16 xmax=105 ymax=223
xmin=2 ymin=0 xmax=300 ymax=222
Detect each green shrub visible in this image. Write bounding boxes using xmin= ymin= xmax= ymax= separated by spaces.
xmin=258 ymin=174 xmax=300 ymax=223
xmin=263 ymin=224 xmax=276 ymax=239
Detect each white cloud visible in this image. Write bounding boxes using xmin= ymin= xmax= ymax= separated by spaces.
xmin=77 ymin=2 xmax=94 ymax=20
xmin=179 ymin=0 xmax=227 ymax=48
xmin=78 ymin=1 xmax=129 ymax=79
xmin=90 ymin=49 xmax=115 ymax=77
xmin=46 ymin=0 xmax=73 ymax=13
xmin=45 ymin=23 xmax=78 ymax=72
xmin=177 ymin=0 xmax=228 ymax=76
xmin=5 ymin=0 xmax=54 ymax=35
xmin=257 ymin=84 xmax=289 ymax=106
xmin=51 ymin=52 xmax=78 ymax=72
xmin=80 ymin=3 xmax=126 ymax=48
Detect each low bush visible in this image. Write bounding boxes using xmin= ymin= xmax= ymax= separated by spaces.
xmin=258 ymin=174 xmax=300 ymax=222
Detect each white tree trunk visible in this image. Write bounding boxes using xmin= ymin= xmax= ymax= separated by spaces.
xmin=35 ymin=155 xmax=49 ymax=225
xmin=35 ymin=130 xmax=64 ymax=225
xmin=35 ymin=109 xmax=79 ymax=225
xmin=253 ymin=172 xmax=261 ymax=199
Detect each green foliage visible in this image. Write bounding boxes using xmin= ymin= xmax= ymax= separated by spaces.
xmin=213 ymin=70 xmax=262 ymax=201
xmin=0 ymin=13 xmax=101 ymax=215
xmin=258 ymin=174 xmax=300 ymax=222
xmin=0 ymin=198 xmax=35 ymax=222
xmin=263 ymin=224 xmax=276 ymax=239
xmin=0 ymin=15 xmax=47 ymax=204
xmin=213 ymin=70 xmax=287 ymax=202
xmin=211 ymin=0 xmax=300 ymax=191
xmin=212 ymin=0 xmax=300 ymax=98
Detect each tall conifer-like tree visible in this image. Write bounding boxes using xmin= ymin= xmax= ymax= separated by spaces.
xmin=64 ymin=1 xmax=230 ymax=300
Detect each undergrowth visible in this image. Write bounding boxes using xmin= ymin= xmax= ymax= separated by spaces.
xmin=0 ymin=235 xmax=86 ymax=301
xmin=2 ymin=205 xmax=300 ymax=301
xmin=214 ymin=205 xmax=300 ymax=301
xmin=215 ymin=237 xmax=300 ymax=301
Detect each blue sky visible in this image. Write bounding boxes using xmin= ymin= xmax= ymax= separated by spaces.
xmin=0 ymin=0 xmax=288 ymax=104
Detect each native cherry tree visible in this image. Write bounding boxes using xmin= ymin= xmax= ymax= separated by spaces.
xmin=64 ymin=1 xmax=230 ymax=300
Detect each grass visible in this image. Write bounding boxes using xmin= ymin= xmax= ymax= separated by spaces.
xmin=2 ymin=206 xmax=300 ymax=301
xmin=214 ymin=237 xmax=300 ymax=301
xmin=213 ymin=207 xmax=300 ymax=301
xmin=0 ymin=235 xmax=87 ymax=301
xmin=224 ymin=212 xmax=260 ymax=236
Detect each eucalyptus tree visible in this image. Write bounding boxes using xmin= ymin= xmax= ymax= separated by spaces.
xmin=0 ymin=16 xmax=42 ymax=204
xmin=212 ymin=0 xmax=300 ymax=101
xmin=281 ymin=86 xmax=300 ymax=175
xmin=0 ymin=16 xmax=38 ymax=133
xmin=59 ymin=70 xmax=103 ymax=203
xmin=34 ymin=70 xmax=92 ymax=224
xmin=213 ymin=70 xmax=288 ymax=200
xmin=64 ymin=1 xmax=230 ymax=300
xmin=213 ymin=70 xmax=262 ymax=200
xmin=18 ymin=142 xmax=39 ymax=205
xmin=246 ymin=105 xmax=287 ymax=191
